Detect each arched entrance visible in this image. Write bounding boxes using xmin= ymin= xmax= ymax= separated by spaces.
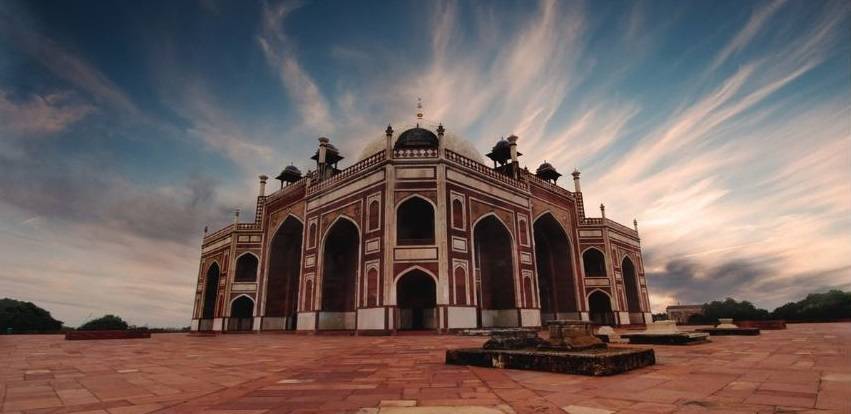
xmin=320 ymin=218 xmax=359 ymax=329
xmin=265 ymin=216 xmax=303 ymax=330
xmin=201 ymin=263 xmax=220 ymax=323
xmin=473 ymin=215 xmax=517 ymax=327
xmin=622 ymin=257 xmax=643 ymax=323
xmin=228 ymin=296 xmax=254 ymax=331
xmin=396 ymin=270 xmax=437 ymax=330
xmin=533 ymin=213 xmax=578 ymax=321
xmin=588 ymin=291 xmax=614 ymax=325
xmin=234 ymin=253 xmax=258 ymax=282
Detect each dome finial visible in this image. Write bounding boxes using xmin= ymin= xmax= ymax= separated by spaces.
xmin=416 ymin=97 xmax=423 ymax=120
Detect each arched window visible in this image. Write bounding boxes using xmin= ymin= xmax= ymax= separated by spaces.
xmin=234 ymin=253 xmax=258 ymax=282
xmin=367 ymin=268 xmax=379 ymax=307
xmin=308 ymin=222 xmax=317 ymax=247
xmin=452 ymin=199 xmax=464 ymax=229
xmin=583 ymin=248 xmax=607 ymax=277
xmin=518 ymin=218 xmax=528 ymax=246
xmin=397 ymin=196 xmax=435 ymax=245
xmin=368 ymin=200 xmax=380 ymax=231
xmin=454 ymin=266 xmax=467 ymax=305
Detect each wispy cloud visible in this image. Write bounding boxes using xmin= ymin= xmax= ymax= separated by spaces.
xmin=0 ymin=10 xmax=139 ymax=116
xmin=257 ymin=0 xmax=332 ymax=134
xmin=0 ymin=90 xmax=94 ymax=137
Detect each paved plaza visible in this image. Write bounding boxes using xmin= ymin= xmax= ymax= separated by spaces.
xmin=1 ymin=323 xmax=849 ymax=413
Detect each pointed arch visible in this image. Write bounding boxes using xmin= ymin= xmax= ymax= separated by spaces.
xmin=319 ymin=215 xmax=360 ymax=314
xmin=228 ymin=294 xmax=255 ymax=331
xmin=234 ymin=251 xmax=259 ymax=282
xmin=582 ymin=247 xmax=607 ymax=277
xmin=395 ymin=267 xmax=438 ymax=330
xmin=264 ymin=215 xmax=304 ymax=329
xmin=395 ymin=194 xmax=436 ymax=245
xmin=622 ymin=256 xmax=642 ymax=313
xmin=201 ymin=262 xmax=221 ymax=320
xmin=533 ymin=212 xmax=578 ymax=319
xmin=587 ymin=289 xmax=615 ymax=325
xmin=473 ymin=213 xmax=517 ymax=327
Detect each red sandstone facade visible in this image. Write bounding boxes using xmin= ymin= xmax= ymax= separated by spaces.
xmin=191 ymin=120 xmax=651 ymax=333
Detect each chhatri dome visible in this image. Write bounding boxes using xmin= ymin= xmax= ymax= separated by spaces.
xmin=357 ymin=119 xmax=485 ymax=163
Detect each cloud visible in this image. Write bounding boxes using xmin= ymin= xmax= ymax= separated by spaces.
xmin=257 ymin=0 xmax=333 ymax=134
xmin=0 ymin=9 xmax=139 ymax=116
xmin=0 ymin=90 xmax=94 ymax=137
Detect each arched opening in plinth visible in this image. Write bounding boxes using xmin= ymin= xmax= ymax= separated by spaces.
xmin=533 ymin=213 xmax=578 ymax=321
xmin=321 ymin=218 xmax=359 ymax=316
xmin=622 ymin=257 xmax=642 ymax=323
xmin=396 ymin=269 xmax=437 ymax=330
xmin=228 ymin=295 xmax=254 ymax=331
xmin=201 ymin=263 xmax=220 ymax=322
xmin=265 ymin=216 xmax=303 ymax=330
xmin=473 ymin=214 xmax=517 ymax=327
xmin=588 ymin=290 xmax=615 ymax=325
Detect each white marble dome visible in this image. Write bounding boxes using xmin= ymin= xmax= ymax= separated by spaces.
xmin=357 ymin=121 xmax=485 ymax=164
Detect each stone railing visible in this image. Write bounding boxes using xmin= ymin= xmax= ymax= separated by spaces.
xmin=204 ymin=224 xmax=234 ymax=241
xmin=524 ymin=171 xmax=573 ymax=199
xmin=265 ymin=175 xmax=310 ymax=204
xmin=393 ymin=148 xmax=438 ymax=158
xmin=307 ymin=150 xmax=387 ymax=195
xmin=580 ymin=217 xmax=639 ymax=237
xmin=444 ymin=149 xmax=528 ymax=190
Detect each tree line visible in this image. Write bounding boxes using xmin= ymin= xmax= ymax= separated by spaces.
xmin=655 ymin=290 xmax=851 ymax=323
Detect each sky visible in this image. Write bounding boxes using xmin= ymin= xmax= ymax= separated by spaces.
xmin=0 ymin=0 xmax=849 ymax=328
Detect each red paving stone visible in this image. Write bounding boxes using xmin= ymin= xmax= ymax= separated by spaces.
xmin=0 ymin=323 xmax=849 ymax=413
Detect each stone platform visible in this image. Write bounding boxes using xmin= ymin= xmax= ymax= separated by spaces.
xmin=621 ymin=331 xmax=710 ymax=345
xmin=698 ymin=327 xmax=761 ymax=336
xmin=1 ymin=323 xmax=849 ymax=413
xmin=446 ymin=346 xmax=655 ymax=376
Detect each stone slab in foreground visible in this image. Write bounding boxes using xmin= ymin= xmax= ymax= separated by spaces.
xmin=445 ymin=346 xmax=655 ymax=376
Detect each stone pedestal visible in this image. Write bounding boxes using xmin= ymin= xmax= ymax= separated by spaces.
xmin=540 ymin=320 xmax=605 ymax=351
xmin=621 ymin=320 xmax=709 ymax=345
xmin=596 ymin=326 xmax=629 ymax=344
xmin=717 ymin=318 xmax=737 ymax=329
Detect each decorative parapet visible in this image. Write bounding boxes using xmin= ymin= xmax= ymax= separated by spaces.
xmin=307 ymin=150 xmax=387 ymax=196
xmin=524 ymin=171 xmax=574 ymax=200
xmin=393 ymin=148 xmax=438 ymax=159
xmin=580 ymin=217 xmax=639 ymax=238
xmin=445 ymin=149 xmax=529 ymax=191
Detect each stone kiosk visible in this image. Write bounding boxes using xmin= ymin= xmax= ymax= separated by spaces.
xmin=446 ymin=320 xmax=654 ymax=376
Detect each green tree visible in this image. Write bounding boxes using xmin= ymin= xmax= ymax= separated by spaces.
xmin=78 ymin=314 xmax=129 ymax=331
xmin=772 ymin=290 xmax=851 ymax=321
xmin=0 ymin=298 xmax=63 ymax=333
xmin=702 ymin=298 xmax=771 ymax=322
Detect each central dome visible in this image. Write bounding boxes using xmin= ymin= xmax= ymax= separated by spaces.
xmin=358 ymin=121 xmax=485 ymax=163
xmin=394 ymin=127 xmax=438 ymax=150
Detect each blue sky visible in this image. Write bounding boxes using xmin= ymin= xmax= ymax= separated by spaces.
xmin=1 ymin=0 xmax=849 ymax=327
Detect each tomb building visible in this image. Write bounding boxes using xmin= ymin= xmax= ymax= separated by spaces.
xmin=191 ymin=110 xmax=651 ymax=333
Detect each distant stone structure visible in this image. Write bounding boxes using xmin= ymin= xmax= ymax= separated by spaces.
xmin=191 ymin=105 xmax=651 ymax=334
xmin=666 ymin=304 xmax=703 ymax=324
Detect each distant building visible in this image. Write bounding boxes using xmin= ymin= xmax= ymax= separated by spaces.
xmin=666 ymin=305 xmax=704 ymax=324
xmin=191 ymin=109 xmax=651 ymax=333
